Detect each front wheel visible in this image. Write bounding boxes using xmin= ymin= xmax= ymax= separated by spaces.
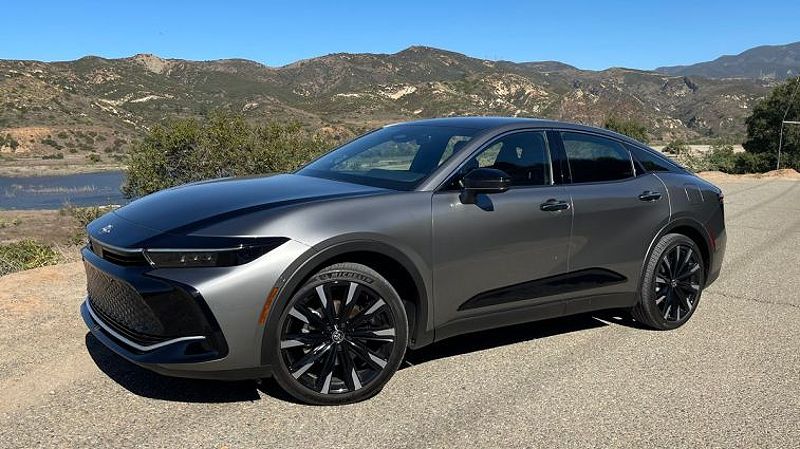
xmin=271 ymin=263 xmax=408 ymax=405
xmin=632 ymin=233 xmax=705 ymax=330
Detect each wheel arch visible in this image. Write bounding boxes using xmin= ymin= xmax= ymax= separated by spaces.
xmin=641 ymin=217 xmax=713 ymax=288
xmin=260 ymin=239 xmax=433 ymax=366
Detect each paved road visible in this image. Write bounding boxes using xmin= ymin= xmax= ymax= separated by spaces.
xmin=1 ymin=180 xmax=799 ymax=448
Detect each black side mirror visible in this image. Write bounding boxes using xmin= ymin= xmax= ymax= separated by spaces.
xmin=459 ymin=168 xmax=512 ymax=204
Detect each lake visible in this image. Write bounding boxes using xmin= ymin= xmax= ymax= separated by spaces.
xmin=0 ymin=171 xmax=126 ymax=210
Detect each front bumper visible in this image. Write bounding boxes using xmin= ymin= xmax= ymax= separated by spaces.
xmin=81 ymin=238 xmax=310 ymax=380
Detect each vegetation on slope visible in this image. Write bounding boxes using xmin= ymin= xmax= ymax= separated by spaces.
xmin=123 ymin=111 xmax=338 ymax=198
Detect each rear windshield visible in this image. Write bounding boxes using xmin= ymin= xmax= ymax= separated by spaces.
xmin=297 ymin=125 xmax=479 ymax=190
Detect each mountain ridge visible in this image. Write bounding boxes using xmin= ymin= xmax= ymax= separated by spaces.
xmin=0 ymin=45 xmax=776 ymax=158
xmin=657 ymin=41 xmax=800 ymax=80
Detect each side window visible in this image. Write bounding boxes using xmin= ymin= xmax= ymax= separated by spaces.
xmin=627 ymin=144 xmax=677 ymax=173
xmin=561 ymin=132 xmax=634 ymax=183
xmin=462 ymin=131 xmax=552 ymax=186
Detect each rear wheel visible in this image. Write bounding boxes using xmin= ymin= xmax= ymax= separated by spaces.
xmin=271 ymin=263 xmax=408 ymax=405
xmin=632 ymin=233 xmax=705 ymax=330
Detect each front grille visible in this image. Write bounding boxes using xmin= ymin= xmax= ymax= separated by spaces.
xmin=86 ymin=264 xmax=165 ymax=338
xmin=90 ymin=240 xmax=148 ymax=266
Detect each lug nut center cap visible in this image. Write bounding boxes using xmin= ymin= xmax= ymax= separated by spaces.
xmin=331 ymin=329 xmax=345 ymax=343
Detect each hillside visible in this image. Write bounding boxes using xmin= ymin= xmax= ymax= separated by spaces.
xmin=657 ymin=41 xmax=800 ymax=80
xmin=0 ymin=46 xmax=772 ymax=159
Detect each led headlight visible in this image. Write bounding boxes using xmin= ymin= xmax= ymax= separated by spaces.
xmin=143 ymin=238 xmax=288 ymax=268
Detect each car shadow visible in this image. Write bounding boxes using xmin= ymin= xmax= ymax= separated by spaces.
xmin=403 ymin=310 xmax=639 ymax=367
xmin=85 ymin=310 xmax=642 ymax=404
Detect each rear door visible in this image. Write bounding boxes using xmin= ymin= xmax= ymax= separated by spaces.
xmin=555 ymin=131 xmax=671 ymax=309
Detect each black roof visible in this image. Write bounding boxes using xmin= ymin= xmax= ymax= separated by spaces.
xmin=388 ymin=116 xmax=648 ymax=147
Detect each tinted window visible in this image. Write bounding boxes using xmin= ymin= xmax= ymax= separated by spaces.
xmin=561 ymin=132 xmax=633 ymax=183
xmin=298 ymin=125 xmax=478 ymax=190
xmin=627 ymin=144 xmax=677 ymax=173
xmin=462 ymin=131 xmax=552 ymax=187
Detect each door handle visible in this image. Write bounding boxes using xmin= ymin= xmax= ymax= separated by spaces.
xmin=540 ymin=199 xmax=570 ymax=212
xmin=638 ymin=191 xmax=662 ymax=202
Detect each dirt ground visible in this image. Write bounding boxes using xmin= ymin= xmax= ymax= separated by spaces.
xmin=697 ymin=168 xmax=800 ymax=184
xmin=0 ymin=209 xmax=81 ymax=245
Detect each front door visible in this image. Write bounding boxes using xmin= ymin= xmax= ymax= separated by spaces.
xmin=431 ymin=130 xmax=572 ymax=334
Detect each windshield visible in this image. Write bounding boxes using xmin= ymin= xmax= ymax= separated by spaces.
xmin=297 ymin=125 xmax=480 ymax=190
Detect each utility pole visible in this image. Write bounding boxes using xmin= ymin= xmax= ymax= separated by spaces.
xmin=777 ymin=76 xmax=800 ymax=170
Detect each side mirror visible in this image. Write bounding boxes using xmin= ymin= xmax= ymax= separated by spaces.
xmin=459 ymin=168 xmax=512 ymax=204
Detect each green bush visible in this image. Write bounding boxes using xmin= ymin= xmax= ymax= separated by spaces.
xmin=123 ymin=110 xmax=335 ymax=198
xmin=663 ymin=139 xmax=689 ymax=155
xmin=41 ymin=138 xmax=63 ymax=150
xmin=0 ymin=240 xmax=62 ymax=276
xmin=604 ymin=116 xmax=650 ymax=143
xmin=41 ymin=152 xmax=64 ymax=160
xmin=674 ymin=144 xmax=773 ymax=174
xmin=60 ymin=204 xmax=115 ymax=244
xmin=87 ymin=153 xmax=102 ymax=163
xmin=706 ymin=144 xmax=736 ymax=173
xmin=0 ymin=133 xmax=20 ymax=150
xmin=733 ymin=152 xmax=773 ymax=173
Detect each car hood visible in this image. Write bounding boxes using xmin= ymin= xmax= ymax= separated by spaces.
xmin=88 ymin=174 xmax=385 ymax=247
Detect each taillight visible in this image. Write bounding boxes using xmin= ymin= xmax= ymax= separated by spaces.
xmin=718 ymin=191 xmax=724 ymax=204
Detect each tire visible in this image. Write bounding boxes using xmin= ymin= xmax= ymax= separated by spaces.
xmin=271 ymin=262 xmax=408 ymax=405
xmin=632 ymin=233 xmax=705 ymax=330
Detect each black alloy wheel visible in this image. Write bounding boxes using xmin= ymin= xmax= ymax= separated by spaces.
xmin=654 ymin=244 xmax=702 ymax=322
xmin=272 ymin=263 xmax=408 ymax=405
xmin=632 ymin=233 xmax=705 ymax=330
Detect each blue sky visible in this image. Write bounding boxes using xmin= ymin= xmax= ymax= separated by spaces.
xmin=2 ymin=1 xmax=798 ymax=70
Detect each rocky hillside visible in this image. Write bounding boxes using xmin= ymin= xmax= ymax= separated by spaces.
xmin=657 ymin=41 xmax=800 ymax=81
xmin=0 ymin=46 xmax=772 ymax=157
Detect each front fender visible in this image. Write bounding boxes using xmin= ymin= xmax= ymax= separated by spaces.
xmin=259 ymin=236 xmax=434 ymax=366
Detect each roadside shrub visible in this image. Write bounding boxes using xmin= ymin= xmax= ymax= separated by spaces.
xmin=0 ymin=240 xmax=62 ymax=276
xmin=123 ymin=110 xmax=336 ymax=198
xmin=671 ymin=143 xmax=773 ymax=174
xmin=87 ymin=153 xmax=102 ymax=163
xmin=604 ymin=116 xmax=650 ymax=143
xmin=41 ymin=152 xmax=64 ymax=160
xmin=663 ymin=139 xmax=689 ymax=155
xmin=706 ymin=144 xmax=736 ymax=173
xmin=733 ymin=152 xmax=773 ymax=173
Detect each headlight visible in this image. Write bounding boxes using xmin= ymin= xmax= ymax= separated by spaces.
xmin=143 ymin=238 xmax=287 ymax=268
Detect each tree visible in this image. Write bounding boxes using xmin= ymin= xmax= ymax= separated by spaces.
xmin=123 ymin=110 xmax=337 ymax=198
xmin=604 ymin=116 xmax=650 ymax=143
xmin=744 ymin=76 xmax=800 ymax=170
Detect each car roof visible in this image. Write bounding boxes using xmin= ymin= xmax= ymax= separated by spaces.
xmin=387 ymin=116 xmax=646 ymax=147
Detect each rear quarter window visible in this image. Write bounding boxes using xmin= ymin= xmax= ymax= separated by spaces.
xmin=627 ymin=144 xmax=679 ymax=173
xmin=561 ymin=132 xmax=634 ymax=183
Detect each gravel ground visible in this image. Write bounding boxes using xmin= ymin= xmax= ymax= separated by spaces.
xmin=1 ymin=180 xmax=798 ymax=448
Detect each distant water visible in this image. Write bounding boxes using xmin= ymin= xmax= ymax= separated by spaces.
xmin=0 ymin=171 xmax=126 ymax=210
